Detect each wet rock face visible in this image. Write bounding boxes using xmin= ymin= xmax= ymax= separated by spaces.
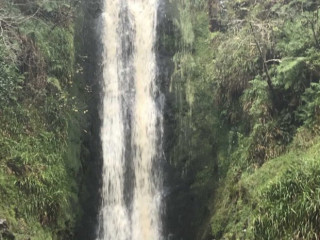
xmin=0 ymin=219 xmax=15 ymax=240
xmin=74 ymin=1 xmax=104 ymax=240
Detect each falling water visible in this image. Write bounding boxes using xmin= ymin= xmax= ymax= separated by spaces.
xmin=98 ymin=0 xmax=163 ymax=239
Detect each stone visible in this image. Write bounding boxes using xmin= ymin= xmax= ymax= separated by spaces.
xmin=0 ymin=219 xmax=8 ymax=230
xmin=2 ymin=230 xmax=15 ymax=240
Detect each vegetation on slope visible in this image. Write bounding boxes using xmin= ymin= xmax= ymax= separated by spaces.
xmin=0 ymin=1 xmax=89 ymax=239
xmin=164 ymin=0 xmax=320 ymax=239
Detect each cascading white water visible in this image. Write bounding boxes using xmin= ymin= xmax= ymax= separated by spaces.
xmin=98 ymin=0 xmax=163 ymax=239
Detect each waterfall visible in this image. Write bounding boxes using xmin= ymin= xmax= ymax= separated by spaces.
xmin=98 ymin=0 xmax=163 ymax=239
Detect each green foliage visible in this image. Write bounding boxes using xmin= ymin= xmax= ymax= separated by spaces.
xmin=274 ymin=57 xmax=308 ymax=91
xmin=242 ymin=77 xmax=272 ymax=122
xmin=0 ymin=104 xmax=81 ymax=238
xmin=210 ymin=140 xmax=320 ymax=239
xmin=253 ymin=146 xmax=320 ymax=239
xmin=214 ymin=31 xmax=259 ymax=108
xmin=169 ymin=0 xmax=320 ymax=239
xmin=0 ymin=0 xmax=86 ymax=239
xmin=248 ymin=122 xmax=288 ymax=164
xmin=169 ymin=2 xmax=217 ymax=178
xmin=34 ymin=25 xmax=75 ymax=84
xmin=210 ymin=166 xmax=253 ymax=240
xmin=176 ymin=2 xmax=195 ymax=47
xmin=275 ymin=16 xmax=313 ymax=57
xmin=0 ymin=52 xmax=23 ymax=104
xmin=297 ymin=82 xmax=320 ymax=133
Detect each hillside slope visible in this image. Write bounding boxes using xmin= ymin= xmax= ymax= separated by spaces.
xmin=163 ymin=0 xmax=320 ymax=239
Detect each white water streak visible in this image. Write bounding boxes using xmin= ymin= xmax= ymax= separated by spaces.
xmin=100 ymin=0 xmax=130 ymax=239
xmin=129 ymin=0 xmax=161 ymax=239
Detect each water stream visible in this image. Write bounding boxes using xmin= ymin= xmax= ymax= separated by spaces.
xmin=97 ymin=0 xmax=163 ymax=239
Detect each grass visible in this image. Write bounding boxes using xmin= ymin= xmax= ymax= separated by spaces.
xmin=210 ymin=134 xmax=320 ymax=239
